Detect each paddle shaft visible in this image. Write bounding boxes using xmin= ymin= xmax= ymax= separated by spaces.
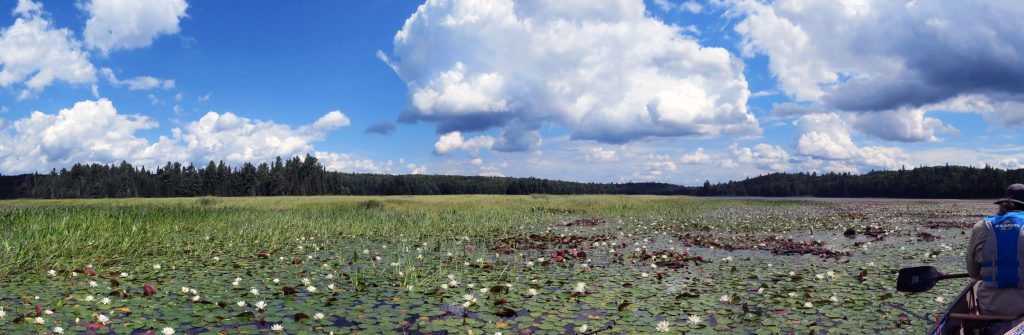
xmin=938 ymin=273 xmax=970 ymax=281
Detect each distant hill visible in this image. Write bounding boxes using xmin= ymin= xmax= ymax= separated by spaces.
xmin=0 ymin=158 xmax=1017 ymax=199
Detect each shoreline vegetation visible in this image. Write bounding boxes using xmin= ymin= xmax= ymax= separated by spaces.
xmin=0 ymin=156 xmax=1021 ymax=200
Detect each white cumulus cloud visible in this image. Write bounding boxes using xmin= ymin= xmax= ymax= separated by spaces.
xmin=385 ymin=0 xmax=758 ymax=150
xmin=83 ymin=0 xmax=189 ymax=55
xmin=100 ymin=68 xmax=174 ymax=90
xmin=793 ymin=113 xmax=910 ymax=170
xmin=730 ymin=143 xmax=790 ymax=171
xmin=0 ymin=0 xmax=96 ymax=98
xmin=680 ymin=147 xmax=712 ymax=164
xmin=0 ymin=99 xmax=374 ymax=174
xmin=433 ymin=131 xmax=495 ymax=155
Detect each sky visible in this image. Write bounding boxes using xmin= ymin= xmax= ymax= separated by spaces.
xmin=0 ymin=0 xmax=1022 ymax=185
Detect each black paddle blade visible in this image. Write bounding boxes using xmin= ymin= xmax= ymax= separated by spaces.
xmin=897 ymin=266 xmax=940 ymax=292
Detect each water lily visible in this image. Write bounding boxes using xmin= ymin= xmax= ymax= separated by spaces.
xmin=578 ymin=324 xmax=589 ymax=332
xmin=84 ymin=295 xmax=95 ymax=302
xmin=830 ymin=296 xmax=839 ymax=302
xmin=254 ymin=301 xmax=267 ymax=310
xmin=687 ymin=314 xmax=701 ymax=324
xmin=89 ymin=281 xmax=98 ymax=287
xmin=237 ymin=301 xmax=245 ymax=307
xmin=271 ymin=323 xmax=283 ymax=331
xmin=53 ymin=326 xmax=64 ymax=334
xmin=0 ymin=308 xmax=6 ymax=319
xmin=35 ymin=316 xmax=45 ymax=324
xmin=48 ymin=269 xmax=57 ymax=276
xmin=804 ymin=302 xmax=814 ymax=308
xmin=153 ymin=264 xmax=161 ymax=270
xmin=302 ymin=277 xmax=311 ymax=285
xmin=314 ymin=312 xmax=325 ymax=320
xmin=527 ymin=288 xmax=538 ymax=296
xmin=936 ymin=296 xmax=946 ymax=304
xmin=573 ymin=282 xmax=587 ymax=293
xmin=101 ymin=297 xmax=111 ymax=305
xmin=656 ymin=320 xmax=671 ymax=332
xmin=162 ymin=327 xmax=175 ymax=334
xmin=181 ymin=287 xmax=190 ymax=294
xmin=720 ymin=294 xmax=731 ymax=303
xmin=98 ymin=314 xmax=109 ymax=324
xmin=250 ymin=288 xmax=259 ymax=295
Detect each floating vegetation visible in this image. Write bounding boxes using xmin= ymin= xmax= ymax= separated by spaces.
xmin=0 ymin=196 xmax=991 ymax=334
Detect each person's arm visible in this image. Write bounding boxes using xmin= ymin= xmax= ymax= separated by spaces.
xmin=966 ymin=221 xmax=986 ymax=280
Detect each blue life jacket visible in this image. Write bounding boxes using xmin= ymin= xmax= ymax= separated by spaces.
xmin=980 ymin=211 xmax=1024 ymax=289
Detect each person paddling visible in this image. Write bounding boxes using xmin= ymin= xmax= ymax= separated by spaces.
xmin=966 ymin=184 xmax=1024 ymax=333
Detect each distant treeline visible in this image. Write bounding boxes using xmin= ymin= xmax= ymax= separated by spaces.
xmin=700 ymin=165 xmax=1023 ymax=199
xmin=0 ymin=155 xmax=685 ymax=199
xmin=0 ymin=157 xmax=1019 ymax=199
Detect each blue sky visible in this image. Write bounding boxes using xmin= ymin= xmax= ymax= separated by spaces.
xmin=0 ymin=0 xmax=1021 ymax=185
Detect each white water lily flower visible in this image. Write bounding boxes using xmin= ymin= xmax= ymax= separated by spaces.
xmin=804 ymin=302 xmax=814 ymax=308
xmin=302 ymin=278 xmax=311 ymax=285
xmin=191 ymin=295 xmax=200 ymax=302
xmin=441 ymin=284 xmax=449 ymax=290
xmin=468 ymin=283 xmax=475 ymax=288
xmin=328 ymin=284 xmax=336 ymax=290
xmin=573 ymin=282 xmax=587 ymax=293
xmin=757 ymin=288 xmax=764 ymax=294
xmin=35 ymin=316 xmax=45 ymax=324
xmin=815 ymin=274 xmax=825 ymax=280
xmin=307 ymin=286 xmax=317 ymax=293
xmin=162 ymin=327 xmax=175 ymax=335
xmin=480 ymin=288 xmax=488 ymax=294
xmin=407 ymin=285 xmax=414 ymax=291
xmin=314 ymin=312 xmax=325 ymax=320
xmin=723 ymin=256 xmax=733 ymax=262
xmin=579 ymin=324 xmax=589 ymax=332
xmin=656 ymin=320 xmax=671 ymax=332
xmin=788 ymin=292 xmax=797 ymax=297
xmin=527 ymin=288 xmax=538 ymax=296
xmin=720 ymin=294 xmax=730 ymax=303
xmin=101 ymin=297 xmax=111 ymax=305
xmin=153 ymin=264 xmax=161 ymax=270
xmin=830 ymin=296 xmax=838 ymax=302
xmin=237 ymin=301 xmax=245 ymax=307
xmin=936 ymin=296 xmax=946 ymax=303
xmin=641 ymin=272 xmax=649 ymax=278
xmin=53 ymin=326 xmax=64 ymax=334
xmin=181 ymin=287 xmax=190 ymax=294
xmin=525 ymin=261 xmax=534 ymax=267
xmin=44 ymin=310 xmax=52 ymax=315
xmin=255 ymin=301 xmax=267 ymax=310
xmin=89 ymin=281 xmax=98 ymax=287
xmin=212 ymin=256 xmax=220 ymax=262
xmin=250 ymin=288 xmax=259 ymax=295
xmin=97 ymin=314 xmax=109 ymax=324
xmin=271 ymin=323 xmax=283 ymax=331
xmin=688 ymin=314 xmax=701 ymax=324
xmin=120 ymin=272 xmax=129 ymax=277
xmin=48 ymin=269 xmax=57 ymax=276
xmin=449 ymin=280 xmax=459 ymax=287
xmin=0 ymin=308 xmax=6 ymax=319
xmin=273 ymin=278 xmax=280 ymax=283
xmin=462 ymin=301 xmax=472 ymax=308
xmin=84 ymin=295 xmax=95 ymax=302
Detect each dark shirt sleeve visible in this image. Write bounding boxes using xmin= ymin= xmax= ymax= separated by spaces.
xmin=966 ymin=220 xmax=987 ymax=280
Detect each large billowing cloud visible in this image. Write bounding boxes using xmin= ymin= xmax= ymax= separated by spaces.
xmin=730 ymin=0 xmax=1024 ymax=143
xmin=731 ymin=0 xmax=1024 ymax=110
xmin=384 ymin=0 xmax=759 ymax=151
xmin=0 ymin=99 xmax=399 ymax=174
xmin=0 ymin=0 xmax=96 ymax=98
xmin=793 ymin=113 xmax=909 ymax=170
xmin=83 ymin=0 xmax=189 ymax=55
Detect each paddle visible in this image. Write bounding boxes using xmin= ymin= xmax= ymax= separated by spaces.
xmin=896 ymin=266 xmax=971 ymax=293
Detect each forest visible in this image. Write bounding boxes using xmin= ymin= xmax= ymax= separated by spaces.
xmin=0 ymin=156 xmax=1019 ymax=199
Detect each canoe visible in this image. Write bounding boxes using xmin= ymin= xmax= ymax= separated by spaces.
xmin=928 ymin=281 xmax=1022 ymax=335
